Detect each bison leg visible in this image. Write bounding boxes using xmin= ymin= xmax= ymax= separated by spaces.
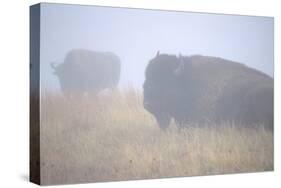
xmin=155 ymin=113 xmax=171 ymax=129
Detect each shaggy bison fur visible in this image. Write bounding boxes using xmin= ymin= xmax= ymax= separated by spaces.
xmin=143 ymin=52 xmax=273 ymax=130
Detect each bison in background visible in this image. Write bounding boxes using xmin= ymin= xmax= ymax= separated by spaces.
xmin=51 ymin=49 xmax=121 ymax=95
xmin=143 ymin=52 xmax=273 ymax=130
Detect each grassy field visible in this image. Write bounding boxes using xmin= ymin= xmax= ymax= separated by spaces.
xmin=40 ymin=89 xmax=273 ymax=185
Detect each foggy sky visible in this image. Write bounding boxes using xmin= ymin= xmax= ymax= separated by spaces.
xmin=40 ymin=3 xmax=274 ymax=91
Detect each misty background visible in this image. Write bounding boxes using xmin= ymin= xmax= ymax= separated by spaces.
xmin=40 ymin=3 xmax=273 ymax=92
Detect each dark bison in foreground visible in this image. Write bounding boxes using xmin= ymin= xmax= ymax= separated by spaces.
xmin=143 ymin=52 xmax=273 ymax=130
xmin=51 ymin=49 xmax=121 ymax=95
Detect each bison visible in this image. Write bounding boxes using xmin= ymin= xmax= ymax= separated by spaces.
xmin=51 ymin=49 xmax=121 ymax=95
xmin=143 ymin=52 xmax=273 ymax=130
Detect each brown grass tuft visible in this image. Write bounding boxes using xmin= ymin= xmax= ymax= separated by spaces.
xmin=40 ymin=89 xmax=273 ymax=185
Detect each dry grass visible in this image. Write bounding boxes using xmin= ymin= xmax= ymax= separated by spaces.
xmin=40 ymin=89 xmax=273 ymax=185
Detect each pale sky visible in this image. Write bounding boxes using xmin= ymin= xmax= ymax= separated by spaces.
xmin=40 ymin=3 xmax=274 ymax=91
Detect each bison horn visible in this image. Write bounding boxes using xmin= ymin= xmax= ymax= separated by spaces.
xmin=50 ymin=62 xmax=57 ymax=70
xmin=178 ymin=53 xmax=182 ymax=59
xmin=178 ymin=53 xmax=184 ymax=64
xmin=174 ymin=54 xmax=185 ymax=76
xmin=156 ymin=51 xmax=160 ymax=57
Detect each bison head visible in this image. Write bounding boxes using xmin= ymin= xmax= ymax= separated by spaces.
xmin=143 ymin=52 xmax=185 ymax=128
xmin=50 ymin=62 xmax=75 ymax=95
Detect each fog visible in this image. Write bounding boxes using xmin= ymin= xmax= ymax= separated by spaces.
xmin=40 ymin=3 xmax=273 ymax=91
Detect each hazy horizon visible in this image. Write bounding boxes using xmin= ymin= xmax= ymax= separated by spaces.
xmin=40 ymin=3 xmax=274 ymax=92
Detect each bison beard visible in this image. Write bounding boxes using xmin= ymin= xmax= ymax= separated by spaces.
xmin=143 ymin=52 xmax=273 ymax=130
